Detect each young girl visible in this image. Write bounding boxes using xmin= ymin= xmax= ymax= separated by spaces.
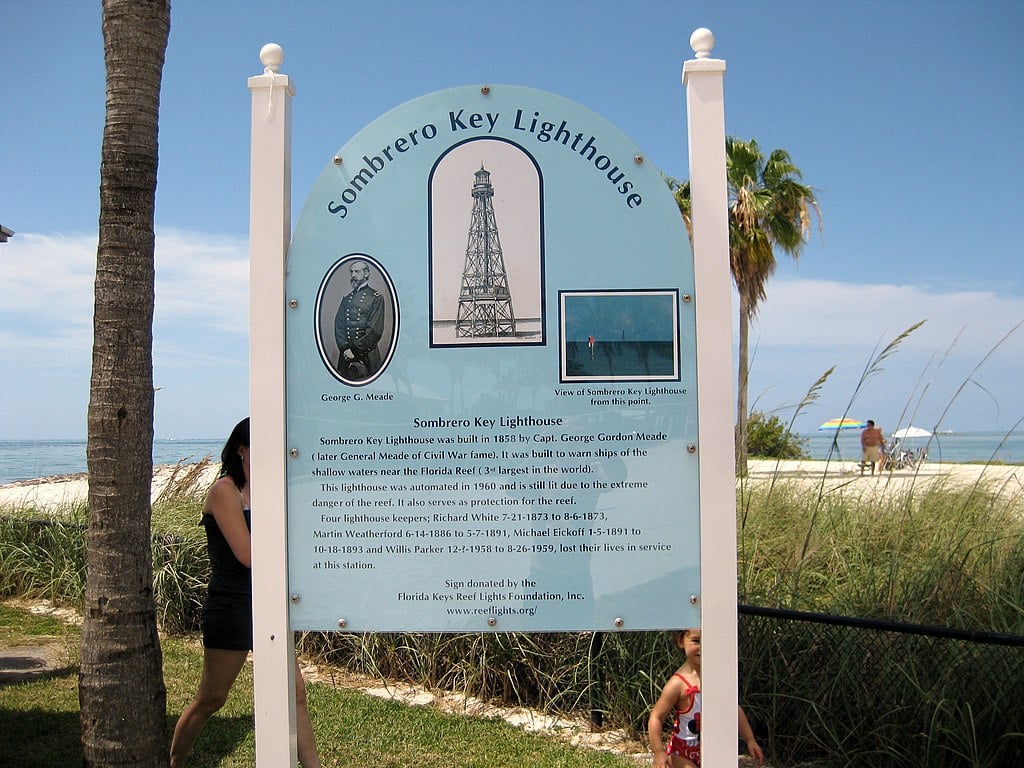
xmin=648 ymin=629 xmax=764 ymax=767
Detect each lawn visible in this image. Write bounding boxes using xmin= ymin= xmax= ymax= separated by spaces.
xmin=0 ymin=602 xmax=641 ymax=767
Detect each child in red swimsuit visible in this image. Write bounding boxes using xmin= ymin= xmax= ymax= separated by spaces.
xmin=648 ymin=629 xmax=764 ymax=767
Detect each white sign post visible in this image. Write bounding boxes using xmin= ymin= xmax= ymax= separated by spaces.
xmin=246 ymin=29 xmax=733 ymax=765
xmin=248 ymin=44 xmax=298 ymax=767
xmin=685 ymin=29 xmax=737 ymax=768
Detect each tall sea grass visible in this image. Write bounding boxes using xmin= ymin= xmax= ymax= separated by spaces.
xmin=738 ymin=478 xmax=1024 ymax=630
xmin=0 ymin=458 xmax=212 ymax=630
xmin=733 ymin=320 xmax=1024 ymax=766
xmin=0 ymin=507 xmax=87 ymax=603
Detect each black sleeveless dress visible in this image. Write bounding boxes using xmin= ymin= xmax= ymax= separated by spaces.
xmin=200 ymin=507 xmax=253 ymax=650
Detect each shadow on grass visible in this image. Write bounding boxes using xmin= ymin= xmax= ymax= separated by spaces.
xmin=164 ymin=713 xmax=254 ymax=767
xmin=1 ymin=674 xmax=252 ymax=768
xmin=0 ymin=708 xmax=254 ymax=767
xmin=0 ymin=707 xmax=82 ymax=767
xmin=0 ymin=656 xmax=76 ymax=686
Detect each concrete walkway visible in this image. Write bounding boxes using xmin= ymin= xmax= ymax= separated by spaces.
xmin=0 ymin=642 xmax=70 ymax=684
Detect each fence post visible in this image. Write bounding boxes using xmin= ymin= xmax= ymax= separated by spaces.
xmin=684 ymin=28 xmax=738 ymax=767
xmin=248 ymin=43 xmax=297 ymax=768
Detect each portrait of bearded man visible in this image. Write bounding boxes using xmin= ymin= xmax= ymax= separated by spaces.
xmin=334 ymin=259 xmax=384 ymax=380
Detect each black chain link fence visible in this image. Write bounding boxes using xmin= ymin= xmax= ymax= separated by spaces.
xmin=738 ymin=604 xmax=1024 ymax=767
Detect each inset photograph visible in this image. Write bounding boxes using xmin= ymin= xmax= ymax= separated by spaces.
xmin=560 ymin=290 xmax=680 ymax=382
xmin=315 ymin=254 xmax=399 ymax=385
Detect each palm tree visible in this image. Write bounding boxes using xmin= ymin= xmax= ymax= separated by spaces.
xmin=80 ymin=1 xmax=170 ymax=764
xmin=671 ymin=137 xmax=820 ymax=475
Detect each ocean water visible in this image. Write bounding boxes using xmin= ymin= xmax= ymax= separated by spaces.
xmin=800 ymin=430 xmax=1023 ymax=465
xmin=0 ymin=432 xmax=1020 ymax=486
xmin=564 ymin=340 xmax=677 ymax=378
xmin=0 ymin=439 xmax=223 ymax=485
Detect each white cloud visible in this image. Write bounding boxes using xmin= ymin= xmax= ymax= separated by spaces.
xmin=153 ymin=227 xmax=249 ymax=335
xmin=753 ymin=279 xmax=1024 ymax=355
xmin=1 ymin=236 xmax=1020 ymax=436
xmin=0 ymin=228 xmax=249 ymax=351
xmin=745 ymin=278 xmax=1024 ymax=431
xmin=0 ymin=229 xmax=250 ymax=437
xmin=0 ymin=232 xmax=96 ymax=332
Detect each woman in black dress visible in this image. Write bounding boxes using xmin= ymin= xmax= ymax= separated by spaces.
xmin=170 ymin=418 xmax=321 ymax=766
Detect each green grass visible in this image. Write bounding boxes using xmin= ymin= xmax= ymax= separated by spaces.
xmin=734 ymin=476 xmax=1024 ymax=767
xmin=737 ymin=477 xmax=1024 ymax=631
xmin=0 ymin=603 xmax=69 ymax=643
xmin=0 ymin=604 xmax=83 ymax=766
xmin=0 ymin=602 xmax=638 ymax=767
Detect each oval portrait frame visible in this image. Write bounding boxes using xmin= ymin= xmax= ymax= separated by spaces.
xmin=314 ymin=253 xmax=399 ymax=386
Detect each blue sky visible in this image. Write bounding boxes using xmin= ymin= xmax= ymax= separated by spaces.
xmin=2 ymin=0 xmax=1022 ymax=440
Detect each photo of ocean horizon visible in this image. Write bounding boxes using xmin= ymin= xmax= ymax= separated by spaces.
xmin=0 ymin=431 xmax=1020 ymax=486
xmin=564 ymin=339 xmax=677 ymax=380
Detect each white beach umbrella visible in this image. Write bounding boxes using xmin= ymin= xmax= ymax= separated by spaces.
xmin=892 ymin=426 xmax=931 ymax=439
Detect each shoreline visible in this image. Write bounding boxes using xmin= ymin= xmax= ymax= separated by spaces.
xmin=745 ymin=457 xmax=1023 ymax=498
xmin=0 ymin=459 xmax=1020 ymax=511
xmin=0 ymin=463 xmax=221 ymax=510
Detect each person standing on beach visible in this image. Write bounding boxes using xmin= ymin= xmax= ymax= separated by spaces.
xmin=861 ymin=420 xmax=885 ymax=475
xmin=170 ymin=418 xmax=321 ymax=767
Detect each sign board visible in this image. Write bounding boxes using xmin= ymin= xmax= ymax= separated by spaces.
xmin=285 ymin=85 xmax=699 ymax=632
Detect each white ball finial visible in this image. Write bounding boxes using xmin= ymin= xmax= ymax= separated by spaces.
xmin=260 ymin=43 xmax=284 ymax=73
xmin=690 ymin=28 xmax=715 ymax=59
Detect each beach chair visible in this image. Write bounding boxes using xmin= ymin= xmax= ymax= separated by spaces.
xmin=881 ymin=448 xmax=910 ymax=471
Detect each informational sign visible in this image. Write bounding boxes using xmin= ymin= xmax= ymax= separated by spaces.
xmin=285 ymin=85 xmax=699 ymax=632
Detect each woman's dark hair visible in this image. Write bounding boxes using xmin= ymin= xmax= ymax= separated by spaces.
xmin=220 ymin=417 xmax=250 ymax=490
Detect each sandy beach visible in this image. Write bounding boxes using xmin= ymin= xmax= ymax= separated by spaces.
xmin=0 ymin=463 xmax=220 ymax=510
xmin=0 ymin=459 xmax=1020 ymax=510
xmin=745 ymin=457 xmax=1024 ymax=498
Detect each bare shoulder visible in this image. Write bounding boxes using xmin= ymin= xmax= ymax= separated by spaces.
xmin=674 ymin=666 xmax=700 ymax=690
xmin=663 ymin=665 xmax=689 ymax=692
xmin=206 ymin=476 xmax=243 ymax=513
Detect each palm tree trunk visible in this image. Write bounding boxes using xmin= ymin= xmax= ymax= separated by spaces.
xmin=80 ymin=1 xmax=170 ymax=765
xmin=735 ymin=293 xmax=751 ymax=476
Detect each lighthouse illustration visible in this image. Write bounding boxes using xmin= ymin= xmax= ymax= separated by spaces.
xmin=455 ymin=166 xmax=516 ymax=338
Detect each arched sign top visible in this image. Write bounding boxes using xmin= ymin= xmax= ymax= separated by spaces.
xmin=284 ymin=84 xmax=699 ymax=633
xmin=295 ymin=84 xmax=677 ymax=236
